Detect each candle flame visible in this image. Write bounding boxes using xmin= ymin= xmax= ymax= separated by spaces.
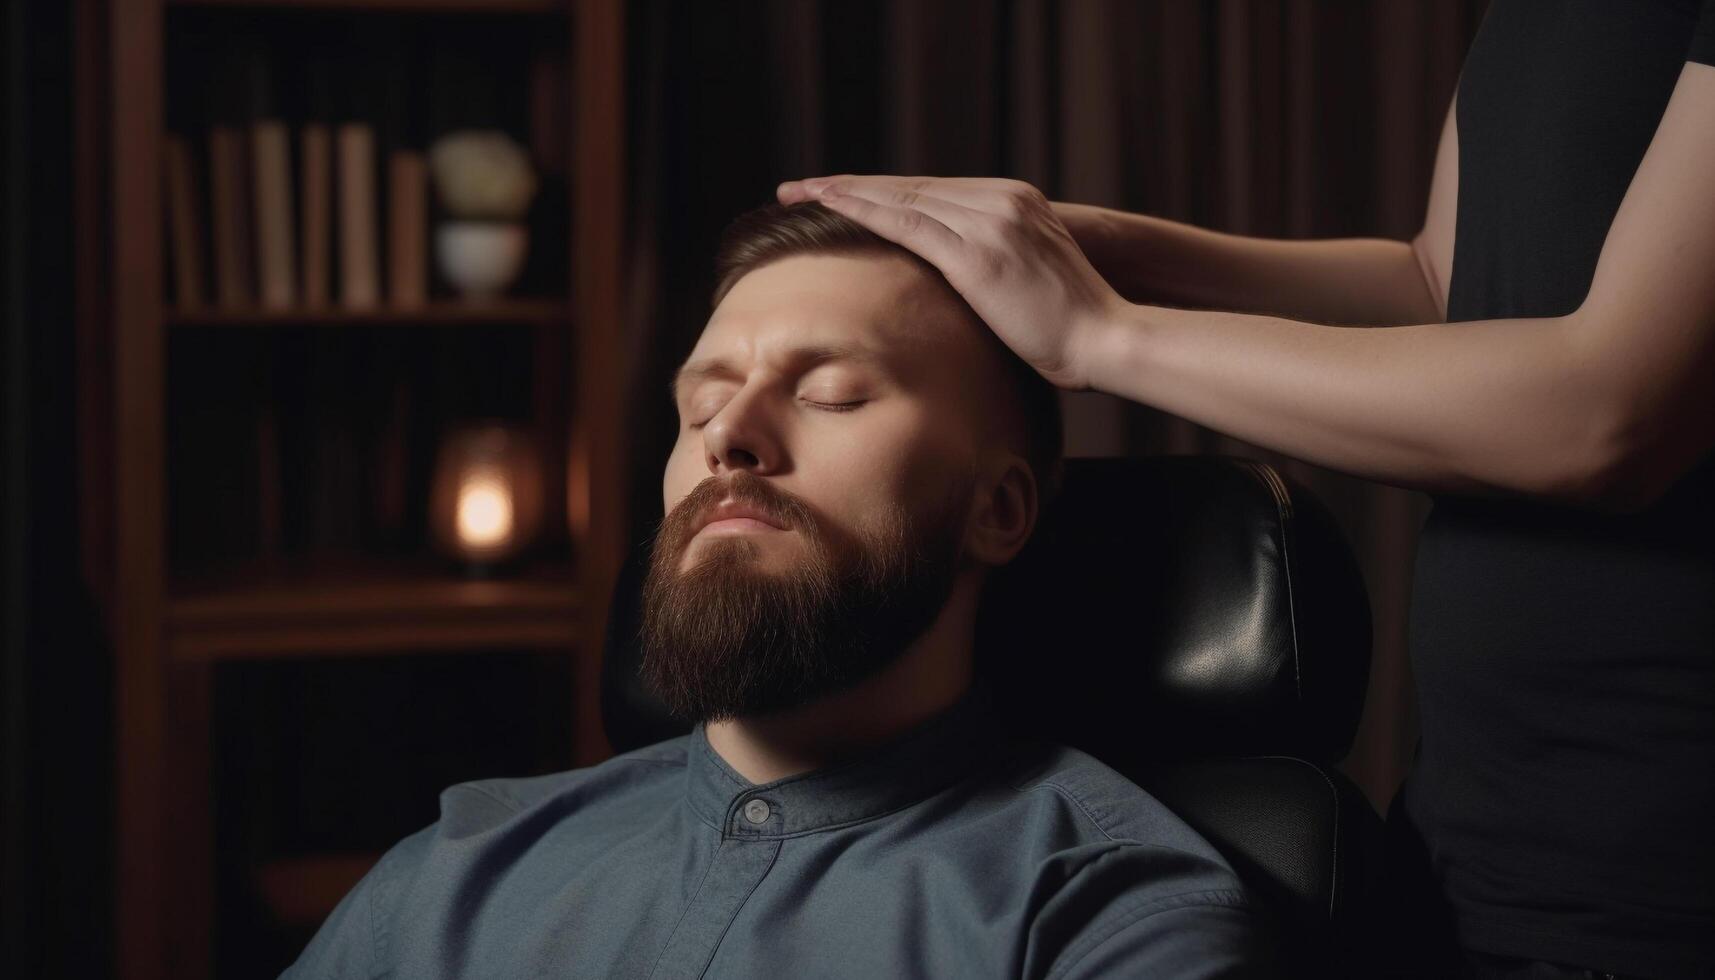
xmin=456 ymin=471 xmax=515 ymax=550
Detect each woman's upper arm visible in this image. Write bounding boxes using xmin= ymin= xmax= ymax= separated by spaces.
xmin=1572 ymin=61 xmax=1715 ymax=505
xmin=1411 ymin=94 xmax=1458 ymax=322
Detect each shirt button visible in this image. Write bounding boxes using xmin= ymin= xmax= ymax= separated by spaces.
xmin=743 ymin=799 xmax=771 ymax=824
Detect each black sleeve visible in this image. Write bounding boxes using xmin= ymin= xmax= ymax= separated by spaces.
xmin=1691 ymin=0 xmax=1715 ymax=66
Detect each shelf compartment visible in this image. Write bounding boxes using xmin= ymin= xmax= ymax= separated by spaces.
xmin=166 ymin=299 xmax=570 ymax=329
xmin=169 ymin=562 xmax=580 ymax=660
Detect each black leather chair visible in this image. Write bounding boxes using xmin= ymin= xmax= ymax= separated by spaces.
xmin=601 ymin=455 xmax=1383 ymax=977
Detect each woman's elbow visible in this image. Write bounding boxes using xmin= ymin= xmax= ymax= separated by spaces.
xmin=1550 ymin=404 xmax=1685 ymax=514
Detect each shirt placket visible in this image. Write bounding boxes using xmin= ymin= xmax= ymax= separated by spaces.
xmin=646 ymin=794 xmax=784 ymax=980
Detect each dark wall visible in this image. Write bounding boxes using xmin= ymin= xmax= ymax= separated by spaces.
xmin=3 ymin=0 xmax=115 ymax=977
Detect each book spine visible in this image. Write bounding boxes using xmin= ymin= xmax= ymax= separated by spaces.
xmin=208 ymin=125 xmax=254 ymax=307
xmin=387 ymin=150 xmax=427 ymax=308
xmin=163 ymin=134 xmax=206 ymax=311
xmin=336 ymin=123 xmax=380 ymax=310
xmin=251 ymin=119 xmax=298 ymax=310
xmin=300 ymin=123 xmax=333 ymax=308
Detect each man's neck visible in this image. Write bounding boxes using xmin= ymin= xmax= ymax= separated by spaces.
xmin=703 ymin=581 xmax=979 ymax=785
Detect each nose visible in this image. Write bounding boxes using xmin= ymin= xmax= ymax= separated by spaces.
xmin=701 ymin=386 xmax=781 ymax=476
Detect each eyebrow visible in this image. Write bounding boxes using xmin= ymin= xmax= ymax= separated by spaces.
xmin=669 ymin=344 xmax=888 ymax=404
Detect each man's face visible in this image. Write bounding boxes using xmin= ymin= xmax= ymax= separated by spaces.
xmin=640 ymin=253 xmax=1001 ymax=723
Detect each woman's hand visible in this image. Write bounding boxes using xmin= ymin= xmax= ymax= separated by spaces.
xmin=777 ymin=175 xmax=1126 ymax=390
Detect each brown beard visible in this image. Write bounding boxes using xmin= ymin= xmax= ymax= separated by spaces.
xmin=639 ymin=470 xmax=965 ymax=724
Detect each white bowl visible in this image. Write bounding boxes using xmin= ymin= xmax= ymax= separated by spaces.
xmin=436 ymin=221 xmax=529 ymax=301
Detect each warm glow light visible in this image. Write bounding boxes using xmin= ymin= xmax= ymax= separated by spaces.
xmin=456 ymin=472 xmax=515 ymax=549
xmin=429 ymin=423 xmax=544 ymax=568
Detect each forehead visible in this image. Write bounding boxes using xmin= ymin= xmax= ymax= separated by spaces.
xmin=687 ymin=252 xmax=977 ymax=374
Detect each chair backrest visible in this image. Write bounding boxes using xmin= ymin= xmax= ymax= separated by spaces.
xmin=601 ymin=455 xmax=1381 ymax=976
xmin=975 ymin=455 xmax=1380 ymax=974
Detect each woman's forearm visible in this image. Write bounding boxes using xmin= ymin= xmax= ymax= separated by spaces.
xmin=1081 ymin=302 xmax=1660 ymax=508
xmin=1057 ymin=202 xmax=1444 ymax=327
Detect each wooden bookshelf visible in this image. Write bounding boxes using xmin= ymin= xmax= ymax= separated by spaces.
xmin=86 ymin=0 xmax=628 ymax=977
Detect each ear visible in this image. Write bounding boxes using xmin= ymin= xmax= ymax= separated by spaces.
xmin=964 ymin=456 xmax=1038 ymax=567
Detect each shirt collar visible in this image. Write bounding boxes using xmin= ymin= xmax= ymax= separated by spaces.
xmin=684 ymin=681 xmax=1005 ymax=839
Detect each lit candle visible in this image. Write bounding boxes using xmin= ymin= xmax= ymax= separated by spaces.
xmin=430 ymin=423 xmax=546 ymax=570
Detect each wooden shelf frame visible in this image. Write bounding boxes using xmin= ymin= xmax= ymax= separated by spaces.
xmin=167 ymin=0 xmax=567 ymax=13
xmin=166 ymin=298 xmax=571 ymax=328
xmin=169 ymin=567 xmax=581 ymax=660
xmin=254 ymin=852 xmax=384 ymax=928
xmin=90 ymin=1 xmax=629 ymax=977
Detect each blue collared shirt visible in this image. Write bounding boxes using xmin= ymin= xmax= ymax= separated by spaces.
xmin=283 ymin=684 xmax=1273 ymax=978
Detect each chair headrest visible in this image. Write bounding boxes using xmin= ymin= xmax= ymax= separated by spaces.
xmin=976 ymin=455 xmax=1372 ymax=763
xmin=602 ymin=456 xmax=1371 ymax=764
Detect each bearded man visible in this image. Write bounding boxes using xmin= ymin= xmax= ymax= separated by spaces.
xmin=284 ymin=202 xmax=1274 ymax=979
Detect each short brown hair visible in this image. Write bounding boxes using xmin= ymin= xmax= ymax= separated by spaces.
xmin=711 ymin=201 xmax=1063 ymax=508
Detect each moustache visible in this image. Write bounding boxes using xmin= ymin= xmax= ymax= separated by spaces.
xmin=655 ymin=472 xmax=820 ymax=559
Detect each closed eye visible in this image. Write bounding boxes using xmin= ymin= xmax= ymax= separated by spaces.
xmin=686 ymin=398 xmax=868 ymax=430
xmin=802 ymin=399 xmax=867 ymax=412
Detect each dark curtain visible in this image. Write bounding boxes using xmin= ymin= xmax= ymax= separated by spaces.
xmin=622 ymin=0 xmax=1488 ymax=808
xmin=2 ymin=0 xmax=114 ymax=977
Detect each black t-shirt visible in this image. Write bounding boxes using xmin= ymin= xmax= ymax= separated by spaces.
xmin=1402 ymin=2 xmax=1715 ymax=977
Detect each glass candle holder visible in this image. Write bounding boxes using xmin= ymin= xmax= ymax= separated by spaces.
xmin=428 ymin=423 xmax=546 ymax=572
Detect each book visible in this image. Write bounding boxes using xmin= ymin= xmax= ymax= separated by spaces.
xmin=300 ymin=124 xmax=333 ymax=308
xmin=251 ymin=119 xmax=297 ymax=309
xmin=208 ymin=125 xmax=253 ymax=307
xmin=387 ymin=150 xmax=427 ymax=308
xmin=163 ymin=134 xmax=206 ymax=310
xmin=336 ymin=123 xmax=381 ymax=310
